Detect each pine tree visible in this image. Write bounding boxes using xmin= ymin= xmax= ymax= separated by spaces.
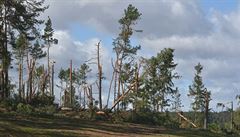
xmin=77 ymin=63 xmax=91 ymax=108
xmin=0 ymin=0 xmax=47 ymax=99
xmin=112 ymin=4 xmax=142 ymax=110
xmin=30 ymin=41 xmax=47 ymax=60
xmin=188 ymin=63 xmax=211 ymax=129
xmin=171 ymin=88 xmax=183 ymax=112
xmin=13 ymin=34 xmax=28 ymax=100
xmin=42 ymin=16 xmax=58 ymax=96
xmin=144 ymin=48 xmax=179 ymax=112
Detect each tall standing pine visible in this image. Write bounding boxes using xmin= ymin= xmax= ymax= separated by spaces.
xmin=112 ymin=4 xmax=141 ymax=110
xmin=188 ymin=63 xmax=211 ymax=129
xmin=43 ymin=16 xmax=57 ymax=96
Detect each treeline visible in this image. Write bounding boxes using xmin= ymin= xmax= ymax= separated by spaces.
xmin=1 ymin=1 xmax=240 ymax=135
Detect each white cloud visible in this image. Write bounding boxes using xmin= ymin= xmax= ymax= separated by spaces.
xmin=37 ymin=0 xmax=240 ymax=110
xmin=48 ymin=30 xmax=113 ymax=106
xmin=138 ymin=7 xmax=240 ymax=110
xmin=43 ymin=0 xmax=212 ymax=37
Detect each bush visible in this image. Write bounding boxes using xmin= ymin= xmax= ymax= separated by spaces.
xmin=16 ymin=103 xmax=33 ymax=115
xmin=0 ymin=97 xmax=20 ymax=111
xmin=127 ymin=111 xmax=168 ymax=125
xmin=30 ymin=93 xmax=54 ymax=107
xmin=35 ymin=105 xmax=57 ymax=115
xmin=209 ymin=123 xmax=221 ymax=133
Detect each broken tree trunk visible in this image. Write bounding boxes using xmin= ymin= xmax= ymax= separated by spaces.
xmin=18 ymin=63 xmax=22 ymax=100
xmin=110 ymin=82 xmax=136 ymax=111
xmin=177 ymin=112 xmax=197 ymax=128
xmin=70 ymin=60 xmax=73 ymax=107
xmin=96 ymin=41 xmax=102 ymax=110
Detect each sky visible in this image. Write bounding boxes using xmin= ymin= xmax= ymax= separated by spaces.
xmin=33 ymin=0 xmax=240 ymax=111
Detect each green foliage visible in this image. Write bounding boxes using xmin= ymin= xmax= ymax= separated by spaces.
xmin=188 ymin=63 xmax=206 ymax=112
xmin=75 ymin=63 xmax=91 ymax=85
xmin=209 ymin=123 xmax=221 ymax=133
xmin=128 ymin=111 xmax=178 ymax=127
xmin=29 ymin=40 xmax=47 ymax=60
xmin=58 ymin=68 xmax=78 ymax=84
xmin=35 ymin=105 xmax=57 ymax=115
xmin=171 ymin=88 xmax=183 ymax=111
xmin=30 ymin=93 xmax=54 ymax=107
xmin=43 ymin=17 xmax=54 ymax=43
xmin=58 ymin=63 xmax=91 ymax=107
xmin=188 ymin=63 xmax=211 ymax=129
xmin=61 ymin=88 xmax=76 ymax=107
xmin=0 ymin=94 xmax=22 ymax=111
xmin=0 ymin=99 xmax=16 ymax=111
xmin=12 ymin=34 xmax=28 ymax=61
xmin=112 ymin=5 xmax=142 ymax=112
xmin=114 ymin=4 xmax=142 ymax=58
xmin=16 ymin=103 xmax=33 ymax=115
xmin=143 ymin=48 xmax=179 ymax=112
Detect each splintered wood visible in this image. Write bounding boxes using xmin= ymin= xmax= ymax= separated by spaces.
xmin=177 ymin=112 xmax=197 ymax=128
xmin=110 ymin=82 xmax=136 ymax=111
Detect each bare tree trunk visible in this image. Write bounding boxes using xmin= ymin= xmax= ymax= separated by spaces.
xmin=133 ymin=64 xmax=139 ymax=112
xmin=20 ymin=58 xmax=24 ymax=99
xmin=27 ymin=58 xmax=35 ymax=102
xmin=2 ymin=2 xmax=9 ymax=99
xmin=79 ymin=86 xmax=81 ymax=108
xmin=18 ymin=63 xmax=22 ymax=100
xmin=29 ymin=59 xmax=34 ymax=101
xmin=26 ymin=54 xmax=29 ymax=102
xmin=70 ymin=60 xmax=73 ymax=107
xmin=83 ymin=86 xmax=86 ymax=109
xmin=204 ymin=93 xmax=210 ymax=129
xmin=22 ymin=82 xmax=25 ymax=102
xmin=89 ymin=85 xmax=93 ymax=114
xmin=0 ymin=69 xmax=3 ymax=99
xmin=113 ymin=53 xmax=120 ymax=110
xmin=96 ymin=42 xmax=102 ymax=110
xmin=113 ymin=62 xmax=118 ymax=111
xmin=64 ymin=90 xmax=66 ymax=107
xmin=47 ymin=44 xmax=50 ymax=94
xmin=31 ymin=60 xmax=36 ymax=100
xmin=117 ymin=59 xmax=123 ymax=110
xmin=107 ymin=60 xmax=115 ymax=108
xmin=51 ymin=63 xmax=54 ymax=96
xmin=40 ymin=67 xmax=48 ymax=95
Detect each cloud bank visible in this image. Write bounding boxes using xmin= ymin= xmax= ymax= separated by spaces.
xmin=38 ymin=0 xmax=240 ymax=110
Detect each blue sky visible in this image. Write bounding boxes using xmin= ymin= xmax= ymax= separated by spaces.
xmin=41 ymin=0 xmax=240 ymax=111
xmin=201 ymin=0 xmax=238 ymax=13
xmin=65 ymin=0 xmax=240 ymax=52
xmin=69 ymin=0 xmax=239 ymax=53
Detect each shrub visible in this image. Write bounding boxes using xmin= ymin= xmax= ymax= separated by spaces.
xmin=35 ymin=105 xmax=57 ymax=115
xmin=16 ymin=103 xmax=33 ymax=115
xmin=209 ymin=123 xmax=221 ymax=133
xmin=30 ymin=93 xmax=54 ymax=107
xmin=0 ymin=97 xmax=20 ymax=111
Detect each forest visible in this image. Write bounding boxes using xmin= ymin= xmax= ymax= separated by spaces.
xmin=0 ymin=0 xmax=240 ymax=137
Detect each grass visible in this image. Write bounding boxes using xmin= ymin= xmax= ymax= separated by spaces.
xmin=0 ymin=113 xmax=237 ymax=137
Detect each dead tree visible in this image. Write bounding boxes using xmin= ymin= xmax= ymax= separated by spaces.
xmin=106 ymin=60 xmax=115 ymax=108
xmin=96 ymin=41 xmax=103 ymax=110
